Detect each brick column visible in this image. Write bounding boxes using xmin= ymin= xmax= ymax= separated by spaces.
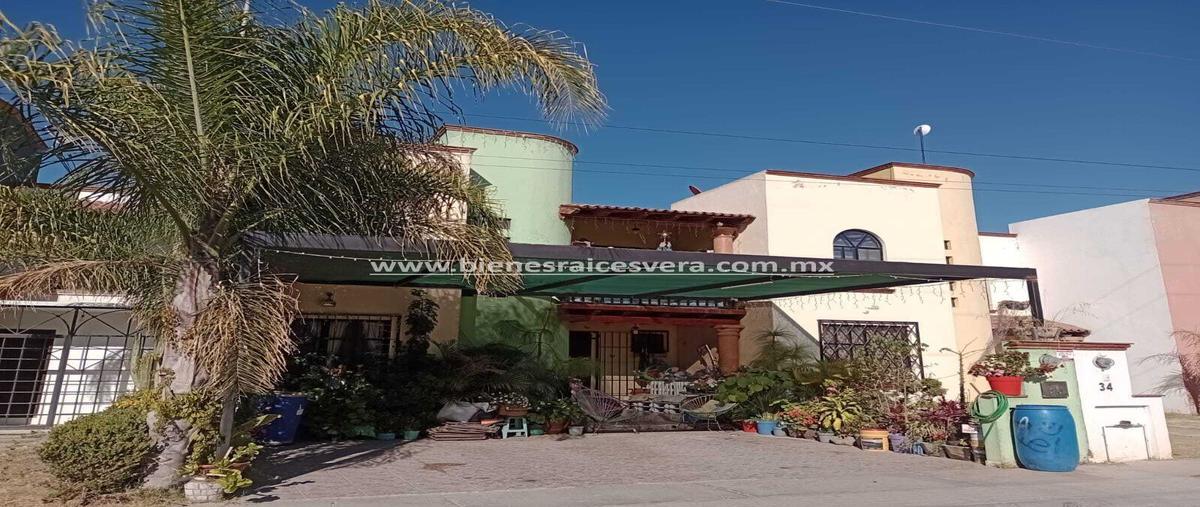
xmin=712 ymin=225 xmax=737 ymax=254
xmin=714 ymin=324 xmax=744 ymax=373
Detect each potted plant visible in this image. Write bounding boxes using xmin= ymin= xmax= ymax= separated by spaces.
xmin=186 ymin=442 xmax=261 ymax=501
xmin=533 ymin=398 xmax=581 ymax=434
xmin=815 ymin=389 xmax=861 ymax=444
xmin=779 ymin=402 xmax=818 ymax=438
xmin=396 ymin=416 xmax=421 ymax=441
xmin=969 ymin=350 xmax=1059 ymax=396
xmin=755 ymin=412 xmax=780 ymax=436
xmin=492 ymin=392 xmax=530 ymax=417
xmin=943 ymin=438 xmax=973 ymax=461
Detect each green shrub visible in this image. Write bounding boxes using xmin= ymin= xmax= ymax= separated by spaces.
xmin=39 ymin=407 xmax=154 ymax=493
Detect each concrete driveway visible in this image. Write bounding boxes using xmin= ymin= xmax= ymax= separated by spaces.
xmin=245 ymin=432 xmax=1200 ymax=506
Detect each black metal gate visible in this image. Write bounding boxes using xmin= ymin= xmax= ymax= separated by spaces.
xmin=817 ymin=320 xmax=923 ymax=378
xmin=590 ymin=330 xmax=671 ymax=399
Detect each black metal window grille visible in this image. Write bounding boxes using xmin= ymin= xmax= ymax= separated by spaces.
xmin=817 ymin=320 xmax=923 ymax=378
xmin=0 ymin=305 xmax=149 ymax=428
xmin=291 ymin=314 xmax=393 ymax=363
xmin=0 ymin=332 xmax=53 ymax=422
xmin=833 ymin=229 xmax=884 ymax=261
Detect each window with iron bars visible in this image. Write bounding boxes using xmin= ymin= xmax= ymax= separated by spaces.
xmin=291 ymin=314 xmax=393 ymax=364
xmin=817 ymin=320 xmax=924 ymax=378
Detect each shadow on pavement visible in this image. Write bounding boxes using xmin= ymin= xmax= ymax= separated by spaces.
xmin=242 ymin=439 xmax=422 ymax=503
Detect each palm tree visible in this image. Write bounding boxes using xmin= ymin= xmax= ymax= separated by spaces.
xmin=1141 ymin=331 xmax=1200 ymax=413
xmin=0 ymin=0 xmax=603 ymax=486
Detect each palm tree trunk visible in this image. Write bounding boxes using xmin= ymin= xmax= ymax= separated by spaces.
xmin=143 ymin=262 xmax=214 ymax=488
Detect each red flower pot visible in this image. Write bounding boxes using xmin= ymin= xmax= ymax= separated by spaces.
xmin=986 ymin=375 xmax=1024 ymax=396
xmin=741 ymin=420 xmax=757 ymax=433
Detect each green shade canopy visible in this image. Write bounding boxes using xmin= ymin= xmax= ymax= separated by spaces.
xmin=256 ymin=234 xmax=1037 ymax=301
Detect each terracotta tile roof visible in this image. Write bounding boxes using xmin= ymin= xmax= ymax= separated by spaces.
xmin=991 ymin=314 xmax=1091 ymax=340
xmin=559 ymin=204 xmax=755 ymax=229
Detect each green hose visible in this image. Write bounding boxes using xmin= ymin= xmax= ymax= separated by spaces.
xmin=970 ymin=390 xmax=1009 ymax=424
xmin=970 ymin=390 xmax=1009 ymax=444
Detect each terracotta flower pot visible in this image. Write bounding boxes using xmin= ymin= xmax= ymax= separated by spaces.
xmin=498 ymin=405 xmax=529 ymax=417
xmin=546 ymin=421 xmax=567 ymax=434
xmin=741 ymin=420 xmax=757 ymax=433
xmin=985 ymin=375 xmax=1024 ymax=396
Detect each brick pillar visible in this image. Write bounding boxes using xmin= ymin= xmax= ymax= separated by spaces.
xmin=712 ymin=225 xmax=737 ymax=254
xmin=714 ymin=324 xmax=744 ymax=373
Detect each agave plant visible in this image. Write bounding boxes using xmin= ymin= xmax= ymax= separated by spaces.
xmin=0 ymin=0 xmax=603 ymax=486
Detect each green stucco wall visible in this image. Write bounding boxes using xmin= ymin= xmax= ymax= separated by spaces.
xmin=458 ymin=295 xmax=568 ymax=361
xmin=978 ymin=347 xmax=1090 ymax=468
xmin=437 ymin=129 xmax=574 ymax=246
xmin=439 ymin=128 xmax=575 ymax=355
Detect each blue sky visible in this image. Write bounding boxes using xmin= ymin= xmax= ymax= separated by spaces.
xmin=4 ymin=0 xmax=1198 ymax=231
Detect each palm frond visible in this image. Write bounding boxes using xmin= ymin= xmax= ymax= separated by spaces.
xmin=0 ymin=257 xmax=170 ymax=302
xmin=182 ymin=276 xmax=298 ymax=396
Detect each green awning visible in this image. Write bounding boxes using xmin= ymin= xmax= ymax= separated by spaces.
xmin=256 ymin=235 xmax=1037 ymax=301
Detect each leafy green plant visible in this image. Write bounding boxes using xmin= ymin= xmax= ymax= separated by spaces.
xmin=779 ymin=401 xmax=819 ymax=429
xmin=970 ymin=350 xmax=1058 ymax=379
xmin=757 ymin=411 xmax=780 ymax=422
xmin=293 ymin=365 xmax=380 ymax=439
xmin=210 ymin=468 xmax=252 ymax=494
xmin=815 ymin=389 xmax=862 ymax=434
xmin=716 ymin=369 xmax=792 ymax=404
xmin=39 ymin=407 xmax=154 ymax=493
xmin=532 ymin=398 xmax=584 ymax=423
xmin=402 ymin=289 xmax=440 ymax=360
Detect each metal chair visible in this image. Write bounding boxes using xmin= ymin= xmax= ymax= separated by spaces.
xmin=571 ymin=387 xmax=640 ymax=432
xmin=680 ymin=394 xmax=737 ymax=431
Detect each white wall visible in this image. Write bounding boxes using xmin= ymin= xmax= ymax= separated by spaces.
xmin=672 ymin=173 xmax=770 ymax=254
xmin=979 ymin=234 xmax=1031 ymax=309
xmin=1072 ymin=349 xmax=1172 ymax=461
xmin=672 ymin=172 xmax=963 ymax=391
xmin=1009 ymin=200 xmax=1187 ymax=411
xmin=0 ymin=305 xmax=145 ymax=426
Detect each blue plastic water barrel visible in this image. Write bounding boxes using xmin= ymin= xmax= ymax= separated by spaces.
xmin=1012 ymin=404 xmax=1079 ymax=472
xmin=257 ymin=394 xmax=308 ymax=445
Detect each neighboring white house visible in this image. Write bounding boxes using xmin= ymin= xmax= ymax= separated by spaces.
xmin=673 ymin=163 xmax=996 ymax=394
xmin=979 ymin=193 xmax=1200 ymax=414
xmin=0 ymin=294 xmax=146 ymax=428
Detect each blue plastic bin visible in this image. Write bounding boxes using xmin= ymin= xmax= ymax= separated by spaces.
xmin=1012 ymin=404 xmax=1079 ymax=472
xmin=257 ymin=394 xmax=308 ymax=445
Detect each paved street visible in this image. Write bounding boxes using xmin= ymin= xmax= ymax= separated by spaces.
xmin=246 ymin=432 xmax=1200 ymax=506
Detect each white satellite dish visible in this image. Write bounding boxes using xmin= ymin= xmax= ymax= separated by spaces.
xmin=913 ymin=124 xmax=932 ymax=136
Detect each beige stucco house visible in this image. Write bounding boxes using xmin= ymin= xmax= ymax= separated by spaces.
xmin=673 ymin=163 xmax=996 ymax=394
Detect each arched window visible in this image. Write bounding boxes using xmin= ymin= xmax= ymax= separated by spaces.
xmin=833 ymin=229 xmax=883 ymax=261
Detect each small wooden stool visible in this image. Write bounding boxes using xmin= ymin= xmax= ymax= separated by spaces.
xmin=501 ymin=416 xmax=528 ymax=438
